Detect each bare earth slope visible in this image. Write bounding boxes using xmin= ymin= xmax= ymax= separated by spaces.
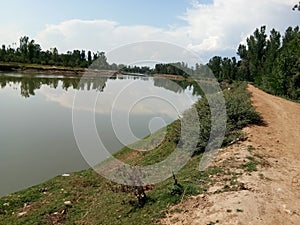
xmin=162 ymin=84 xmax=300 ymax=225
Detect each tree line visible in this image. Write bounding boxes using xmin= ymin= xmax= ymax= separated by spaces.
xmin=1 ymin=25 xmax=299 ymax=100
xmin=207 ymin=26 xmax=300 ymax=100
xmin=0 ymin=36 xmax=191 ymax=76
xmin=0 ymin=36 xmax=123 ymax=69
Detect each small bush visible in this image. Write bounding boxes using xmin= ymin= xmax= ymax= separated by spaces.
xmin=225 ymin=83 xmax=262 ymax=129
xmin=242 ymin=161 xmax=258 ymax=172
xmin=192 ymin=82 xmax=262 ymax=155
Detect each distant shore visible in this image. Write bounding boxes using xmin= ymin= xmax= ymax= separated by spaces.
xmin=0 ymin=62 xmax=118 ymax=77
xmin=0 ymin=62 xmax=189 ymax=81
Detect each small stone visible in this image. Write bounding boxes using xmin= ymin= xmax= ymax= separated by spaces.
xmin=17 ymin=212 xmax=27 ymax=217
xmin=64 ymin=201 xmax=72 ymax=206
xmin=62 ymin=174 xmax=70 ymax=177
xmin=3 ymin=202 xmax=9 ymax=207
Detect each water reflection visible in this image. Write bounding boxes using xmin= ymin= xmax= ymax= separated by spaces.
xmin=0 ymin=73 xmax=202 ymax=98
xmin=0 ymin=72 xmax=201 ymax=197
xmin=0 ymin=73 xmax=105 ymax=98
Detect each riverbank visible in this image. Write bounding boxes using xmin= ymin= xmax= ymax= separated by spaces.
xmin=0 ymin=82 xmax=262 ymax=224
xmin=0 ymin=62 xmax=117 ymax=77
xmin=162 ymin=85 xmax=300 ymax=225
xmin=0 ymin=62 xmax=191 ymax=81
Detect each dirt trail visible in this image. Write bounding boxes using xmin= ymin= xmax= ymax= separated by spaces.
xmin=161 ymin=84 xmax=300 ymax=225
xmin=248 ymin=85 xmax=300 ymax=159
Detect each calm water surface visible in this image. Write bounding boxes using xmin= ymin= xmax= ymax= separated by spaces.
xmin=0 ymin=72 xmax=200 ymax=197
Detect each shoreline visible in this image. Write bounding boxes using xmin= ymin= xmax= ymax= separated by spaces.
xmin=0 ymin=62 xmax=118 ymax=77
xmin=0 ymin=62 xmax=188 ymax=80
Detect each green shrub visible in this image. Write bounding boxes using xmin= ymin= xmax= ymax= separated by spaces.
xmin=192 ymin=82 xmax=262 ymax=155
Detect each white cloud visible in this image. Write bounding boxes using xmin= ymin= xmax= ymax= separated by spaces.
xmin=0 ymin=27 xmax=25 ymax=48
xmin=37 ymin=19 xmax=119 ymax=51
xmin=183 ymin=0 xmax=299 ymax=54
xmin=34 ymin=0 xmax=299 ymax=62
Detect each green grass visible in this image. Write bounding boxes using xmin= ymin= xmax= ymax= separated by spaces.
xmin=247 ymin=145 xmax=255 ymax=152
xmin=241 ymin=156 xmax=259 ymax=172
xmin=0 ymin=82 xmax=262 ymax=225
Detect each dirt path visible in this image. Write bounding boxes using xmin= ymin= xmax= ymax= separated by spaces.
xmin=161 ymin=84 xmax=300 ymax=225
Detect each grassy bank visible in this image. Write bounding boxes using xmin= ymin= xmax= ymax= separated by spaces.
xmin=0 ymin=82 xmax=261 ymax=225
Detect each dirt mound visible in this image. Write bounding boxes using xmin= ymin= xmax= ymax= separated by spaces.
xmin=161 ymin=85 xmax=300 ymax=225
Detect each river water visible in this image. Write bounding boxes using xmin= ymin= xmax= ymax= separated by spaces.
xmin=0 ymin=72 xmax=200 ymax=197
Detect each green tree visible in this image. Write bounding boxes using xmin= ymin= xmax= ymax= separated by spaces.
xmin=0 ymin=45 xmax=5 ymax=61
xmin=90 ymin=51 xmax=109 ymax=69
xmin=28 ymin=40 xmax=41 ymax=63
xmin=19 ymin=36 xmax=29 ymax=62
xmin=87 ymin=50 xmax=92 ymax=65
xmin=262 ymin=29 xmax=281 ymax=92
xmin=272 ymin=26 xmax=300 ymax=98
xmin=237 ymin=44 xmax=251 ymax=81
xmin=208 ymin=56 xmax=222 ymax=79
xmin=246 ymin=26 xmax=267 ymax=85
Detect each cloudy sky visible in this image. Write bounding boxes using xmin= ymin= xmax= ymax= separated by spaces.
xmin=0 ymin=0 xmax=299 ymax=62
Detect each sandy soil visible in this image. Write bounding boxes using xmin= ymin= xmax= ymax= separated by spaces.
xmin=161 ymin=84 xmax=300 ymax=225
